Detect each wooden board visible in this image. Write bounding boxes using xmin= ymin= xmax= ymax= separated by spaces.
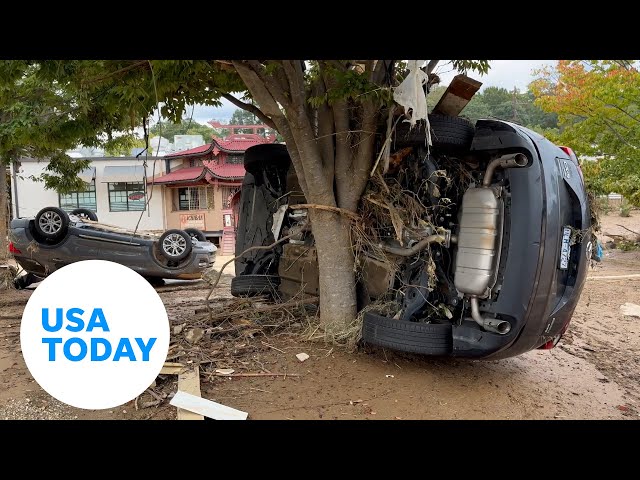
xmin=432 ymin=74 xmax=482 ymax=117
xmin=160 ymin=362 xmax=184 ymax=375
xmin=176 ymin=366 xmax=203 ymax=420
xmin=170 ymin=391 xmax=248 ymax=421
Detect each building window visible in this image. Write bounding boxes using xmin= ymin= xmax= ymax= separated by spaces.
xmin=176 ymin=187 xmax=211 ymax=211
xmin=226 ymin=155 xmax=244 ymax=165
xmin=59 ymin=180 xmax=97 ymax=212
xmin=189 ymin=159 xmax=204 ymax=167
xmin=108 ymin=182 xmax=146 ymax=212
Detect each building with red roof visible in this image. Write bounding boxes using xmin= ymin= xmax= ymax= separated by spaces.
xmin=150 ymin=129 xmax=277 ymax=254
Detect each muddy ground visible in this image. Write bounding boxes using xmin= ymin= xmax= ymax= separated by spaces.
xmin=1 ymin=212 xmax=639 ymax=420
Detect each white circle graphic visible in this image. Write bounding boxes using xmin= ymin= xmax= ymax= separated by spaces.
xmin=20 ymin=260 xmax=169 ymax=410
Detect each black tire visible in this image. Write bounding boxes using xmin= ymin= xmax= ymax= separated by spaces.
xmin=184 ymin=228 xmax=206 ymax=243
xmin=13 ymin=273 xmax=39 ymax=290
xmin=144 ymin=276 xmax=166 ymax=287
xmin=71 ymin=208 xmax=98 ymax=222
xmin=158 ymin=229 xmax=192 ymax=262
xmin=34 ymin=206 xmax=70 ymax=240
xmin=231 ymin=274 xmax=280 ymax=297
xmin=395 ymin=114 xmax=475 ymax=152
xmin=243 ymin=144 xmax=291 ymax=175
xmin=362 ymin=312 xmax=452 ymax=355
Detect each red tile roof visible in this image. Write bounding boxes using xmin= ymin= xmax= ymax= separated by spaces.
xmin=165 ymin=134 xmax=278 ymax=158
xmin=208 ymin=163 xmax=245 ymax=180
xmin=164 ymin=144 xmax=212 ymax=157
xmin=148 ymin=166 xmax=209 ymax=185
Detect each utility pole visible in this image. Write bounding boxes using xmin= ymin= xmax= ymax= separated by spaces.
xmin=511 ymin=87 xmax=520 ymax=123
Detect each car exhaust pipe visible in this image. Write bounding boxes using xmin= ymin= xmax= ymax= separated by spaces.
xmin=470 ymin=296 xmax=511 ymax=334
xmin=380 ymin=233 xmax=449 ymax=257
xmin=482 ymin=153 xmax=528 ymax=187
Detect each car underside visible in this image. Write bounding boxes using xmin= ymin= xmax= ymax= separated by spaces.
xmin=232 ymin=113 xmax=593 ymax=360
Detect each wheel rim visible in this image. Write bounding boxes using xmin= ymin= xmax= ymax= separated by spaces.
xmin=39 ymin=211 xmax=63 ymax=235
xmin=163 ymin=233 xmax=187 ymax=257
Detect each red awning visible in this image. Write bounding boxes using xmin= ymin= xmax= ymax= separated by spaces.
xmin=148 ymin=166 xmax=210 ymax=185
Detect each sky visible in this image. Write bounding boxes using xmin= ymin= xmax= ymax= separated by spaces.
xmin=188 ymin=60 xmax=557 ymax=125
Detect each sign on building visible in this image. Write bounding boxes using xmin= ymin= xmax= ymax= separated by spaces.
xmin=180 ymin=213 xmax=206 ymax=230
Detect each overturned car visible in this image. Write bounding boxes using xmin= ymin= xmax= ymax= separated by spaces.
xmin=9 ymin=206 xmax=216 ymax=288
xmin=232 ymin=113 xmax=593 ymax=360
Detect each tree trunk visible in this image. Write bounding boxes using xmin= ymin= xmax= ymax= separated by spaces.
xmin=309 ymin=209 xmax=357 ymax=330
xmin=0 ymin=162 xmax=8 ymax=264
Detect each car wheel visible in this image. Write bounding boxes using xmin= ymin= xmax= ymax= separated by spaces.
xmin=34 ymin=206 xmax=70 ymax=240
xmin=71 ymin=208 xmax=98 ymax=222
xmin=144 ymin=276 xmax=166 ymax=287
xmin=362 ymin=312 xmax=453 ymax=355
xmin=231 ymin=274 xmax=280 ymax=297
xmin=13 ymin=273 xmax=39 ymax=290
xmin=184 ymin=228 xmax=206 ymax=243
xmin=158 ymin=229 xmax=192 ymax=262
xmin=395 ymin=114 xmax=475 ymax=152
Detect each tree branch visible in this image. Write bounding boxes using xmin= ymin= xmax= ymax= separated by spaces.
xmin=341 ymin=99 xmax=378 ymax=211
xmin=426 ymin=60 xmax=440 ymax=75
xmin=372 ymin=60 xmax=394 ymax=85
xmin=220 ymin=93 xmax=277 ymax=131
xmin=247 ymin=60 xmax=293 ymax=112
xmin=232 ymin=61 xmax=309 ymax=197
xmin=313 ymin=67 xmax=335 ymax=182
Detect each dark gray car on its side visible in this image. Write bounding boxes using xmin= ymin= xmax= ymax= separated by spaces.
xmin=9 ymin=206 xmax=216 ymax=288
xmin=230 ymin=117 xmax=595 ymax=360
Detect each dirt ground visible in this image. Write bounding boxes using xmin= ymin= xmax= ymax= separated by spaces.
xmin=1 ymin=212 xmax=639 ymax=420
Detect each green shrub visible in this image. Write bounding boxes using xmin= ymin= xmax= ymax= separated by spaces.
xmin=620 ymin=200 xmax=632 ymax=217
xmin=596 ymin=197 xmax=611 ymax=215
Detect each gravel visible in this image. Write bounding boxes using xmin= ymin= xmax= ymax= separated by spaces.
xmin=1 ymin=397 xmax=78 ymax=420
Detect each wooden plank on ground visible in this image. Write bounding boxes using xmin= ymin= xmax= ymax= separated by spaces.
xmin=176 ymin=366 xmax=203 ymax=420
xmin=170 ymin=391 xmax=248 ymax=421
xmin=160 ymin=362 xmax=184 ymax=375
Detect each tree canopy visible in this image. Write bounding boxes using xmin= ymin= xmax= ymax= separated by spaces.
xmin=149 ymin=117 xmax=216 ymax=143
xmin=428 ymin=84 xmax=558 ymax=131
xmin=530 ymin=60 xmax=640 ymax=204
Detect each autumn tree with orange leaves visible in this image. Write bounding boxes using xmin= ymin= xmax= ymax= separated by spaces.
xmin=531 ymin=60 xmax=640 ymax=205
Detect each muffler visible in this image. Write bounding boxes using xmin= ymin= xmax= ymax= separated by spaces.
xmin=470 ymin=296 xmax=511 ymax=335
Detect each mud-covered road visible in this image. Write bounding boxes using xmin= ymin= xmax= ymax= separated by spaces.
xmin=1 ymin=214 xmax=639 ymax=420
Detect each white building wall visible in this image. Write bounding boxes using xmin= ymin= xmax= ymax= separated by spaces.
xmin=11 ymin=158 xmax=166 ymax=232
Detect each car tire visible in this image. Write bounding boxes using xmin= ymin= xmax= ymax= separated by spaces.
xmin=158 ymin=229 xmax=192 ymax=262
xmin=395 ymin=114 xmax=475 ymax=152
xmin=184 ymin=228 xmax=206 ymax=243
xmin=71 ymin=208 xmax=98 ymax=222
xmin=243 ymin=144 xmax=291 ymax=176
xmin=13 ymin=273 xmax=39 ymax=290
xmin=34 ymin=206 xmax=70 ymax=240
xmin=231 ymin=274 xmax=280 ymax=297
xmin=144 ymin=276 xmax=166 ymax=287
xmin=362 ymin=312 xmax=453 ymax=355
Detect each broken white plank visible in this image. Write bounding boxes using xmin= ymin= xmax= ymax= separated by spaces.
xmin=620 ymin=303 xmax=640 ymax=318
xmin=170 ymin=391 xmax=248 ymax=421
xmin=177 ymin=366 xmax=203 ymax=420
xmin=160 ymin=362 xmax=184 ymax=375
xmin=587 ymin=274 xmax=640 ymax=280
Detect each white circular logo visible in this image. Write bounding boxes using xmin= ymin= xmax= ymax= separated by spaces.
xmin=20 ymin=260 xmax=169 ymax=410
